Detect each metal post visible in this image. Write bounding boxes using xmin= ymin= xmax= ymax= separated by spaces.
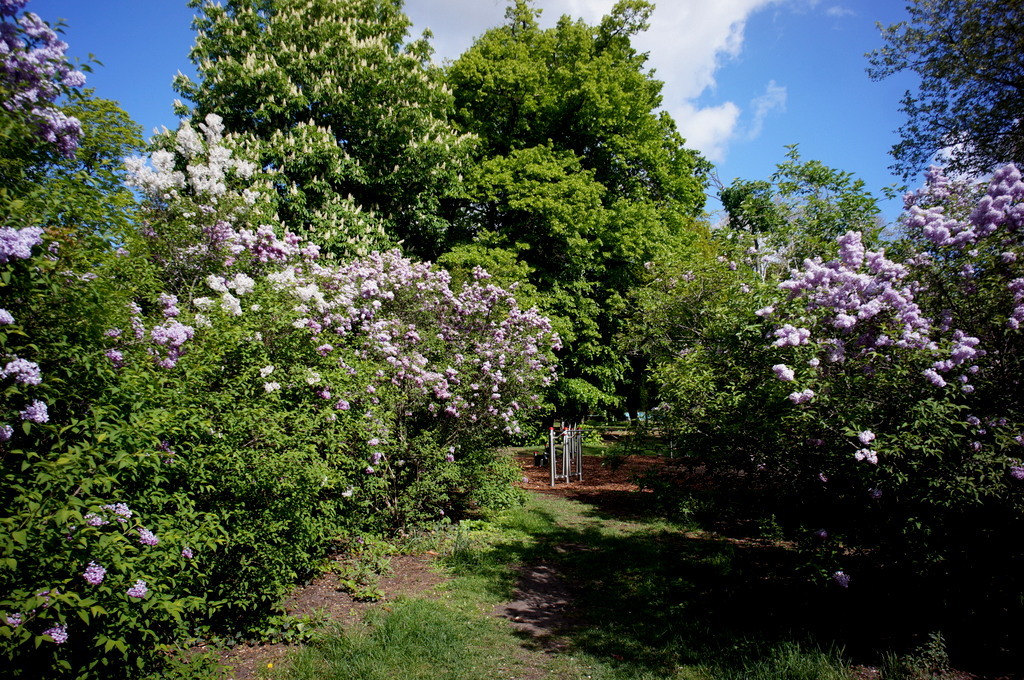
xmin=549 ymin=427 xmax=556 ymax=487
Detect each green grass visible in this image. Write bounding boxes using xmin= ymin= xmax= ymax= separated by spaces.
xmin=271 ymin=493 xmax=856 ymax=680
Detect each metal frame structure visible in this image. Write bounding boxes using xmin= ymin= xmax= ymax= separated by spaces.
xmin=549 ymin=425 xmax=584 ymax=487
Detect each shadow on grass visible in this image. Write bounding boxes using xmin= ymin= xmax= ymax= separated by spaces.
xmin=454 ymin=489 xmax=1023 ymax=680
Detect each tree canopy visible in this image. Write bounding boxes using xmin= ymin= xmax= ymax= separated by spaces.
xmin=175 ymin=0 xmax=473 ymax=258
xmin=443 ymin=0 xmax=710 ymax=417
xmin=868 ymin=0 xmax=1024 ymax=179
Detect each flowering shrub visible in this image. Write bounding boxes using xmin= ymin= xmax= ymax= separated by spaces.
xmin=1 ymin=8 xmax=559 ymax=676
xmin=634 ymin=164 xmax=1023 ymax=627
xmin=0 ymin=0 xmax=82 ymax=156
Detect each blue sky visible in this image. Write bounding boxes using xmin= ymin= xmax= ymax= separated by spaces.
xmin=29 ymin=0 xmax=918 ymax=224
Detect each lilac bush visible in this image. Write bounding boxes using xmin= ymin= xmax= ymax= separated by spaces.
xmin=0 ymin=1 xmax=82 ymax=156
xmin=750 ymin=164 xmax=1024 ymax=591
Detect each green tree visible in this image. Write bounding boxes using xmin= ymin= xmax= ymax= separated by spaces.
xmin=444 ymin=0 xmax=710 ymax=418
xmin=720 ymin=145 xmax=882 ymax=275
xmin=868 ymin=0 xmax=1024 ymax=179
xmin=175 ymin=0 xmax=473 ymax=258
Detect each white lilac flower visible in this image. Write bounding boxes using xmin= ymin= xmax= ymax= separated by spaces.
xmin=260 ymin=365 xmax=275 ymax=378
xmin=264 ymin=382 xmax=281 ymax=393
xmin=854 ymin=449 xmax=878 ymax=465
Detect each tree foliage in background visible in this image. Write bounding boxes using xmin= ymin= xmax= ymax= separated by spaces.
xmin=175 ymin=0 xmax=474 ymax=259
xmin=720 ymin=145 xmax=882 ymax=273
xmin=868 ymin=0 xmax=1024 ymax=179
xmin=444 ymin=0 xmax=710 ymax=419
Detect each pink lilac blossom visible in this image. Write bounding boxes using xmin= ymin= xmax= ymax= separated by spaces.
xmin=181 ymin=547 xmax=194 ymax=559
xmin=858 ymin=430 xmax=875 ymax=445
xmin=137 ymin=527 xmax=159 ymax=546
xmin=127 ymin=580 xmax=148 ymax=598
xmin=771 ymin=364 xmax=795 ymax=382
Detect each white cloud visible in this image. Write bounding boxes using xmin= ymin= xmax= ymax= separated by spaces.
xmin=672 ymin=101 xmax=742 ymax=163
xmin=404 ymin=0 xmax=782 ymax=161
xmin=825 ymin=6 xmax=855 ymax=18
xmin=747 ymin=79 xmax=787 ymax=140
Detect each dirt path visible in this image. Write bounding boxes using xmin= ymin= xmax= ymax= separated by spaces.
xmin=215 ymin=453 xmax=657 ymax=679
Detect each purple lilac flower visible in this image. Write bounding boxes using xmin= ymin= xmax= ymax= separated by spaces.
xmin=20 ymin=400 xmax=48 ymax=423
xmin=104 ymin=349 xmax=124 ymax=367
xmin=869 ymin=488 xmax=883 ymax=499
xmin=127 ymin=580 xmax=148 ymax=598
xmin=0 ymin=308 xmax=13 ymax=324
xmin=1010 ymin=466 xmax=1024 ymax=480
xmin=137 ymin=527 xmax=159 ymax=546
xmin=445 ymin=452 xmax=456 ymax=462
xmin=1 ymin=357 xmax=42 ymax=385
xmin=370 ymin=451 xmax=383 ymax=465
xmin=5 ymin=612 xmax=22 ymax=627
xmin=832 ymin=571 xmax=851 ymax=588
xmin=858 ymin=430 xmax=875 ymax=445
xmin=922 ymin=368 xmax=946 ymax=387
xmin=82 ymin=561 xmax=106 ymax=585
xmin=814 ymin=529 xmax=829 ymax=540
xmin=0 ymin=424 xmax=11 ymax=441
xmin=364 ymin=466 xmax=374 ymax=474
xmin=181 ymin=547 xmax=194 ymax=559
xmin=0 ymin=227 xmax=44 ymax=263
xmin=102 ymin=503 xmax=131 ymax=522
xmin=1 ymin=1 xmax=29 ymax=18
xmin=771 ymin=364 xmax=795 ymax=382
xmin=84 ymin=513 xmax=107 ymax=527
xmin=788 ymin=389 xmax=814 ymax=404
xmin=335 ymin=400 xmax=350 ymax=410
xmin=43 ymin=624 xmax=68 ymax=643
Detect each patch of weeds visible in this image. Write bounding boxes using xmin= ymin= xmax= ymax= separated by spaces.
xmin=880 ymin=632 xmax=955 ymax=680
xmin=258 ymin=610 xmax=331 ymax=644
xmin=332 ymin=536 xmax=395 ymax=602
xmin=712 ymin=641 xmax=854 ymax=680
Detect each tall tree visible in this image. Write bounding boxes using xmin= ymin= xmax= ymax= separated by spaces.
xmin=442 ymin=0 xmax=710 ymax=418
xmin=175 ymin=0 xmax=473 ymax=258
xmin=868 ymin=0 xmax=1024 ymax=179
